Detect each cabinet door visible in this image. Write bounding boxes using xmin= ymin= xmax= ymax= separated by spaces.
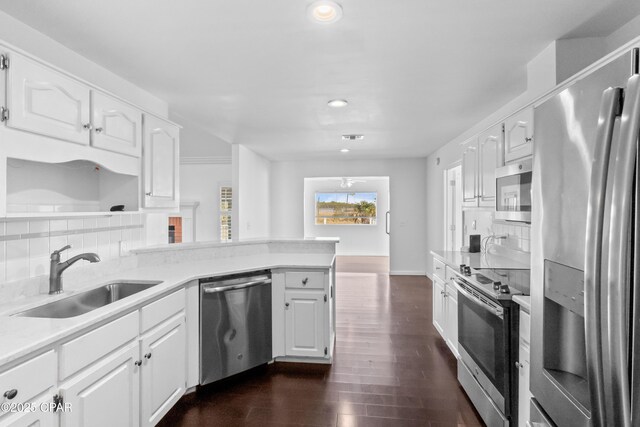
xmin=504 ymin=108 xmax=533 ymax=163
xmin=6 ymin=52 xmax=91 ymax=145
xmin=445 ymin=284 xmax=459 ymax=359
xmin=140 ymin=315 xmax=186 ymax=427
xmin=432 ymin=277 xmax=445 ymax=337
xmin=518 ymin=342 xmax=531 ymax=427
xmin=60 ymin=342 xmax=139 ymax=427
xmin=477 ymin=124 xmax=501 ymax=206
xmin=461 ymin=138 xmax=478 ymax=207
xmin=285 ymin=290 xmax=325 ymax=358
xmin=0 ymin=394 xmax=57 ymax=427
xmin=143 ymin=115 xmax=180 ymax=209
xmin=92 ymin=91 xmax=142 ymax=157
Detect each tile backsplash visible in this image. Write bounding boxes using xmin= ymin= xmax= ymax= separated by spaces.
xmin=491 ymin=222 xmax=530 ymax=253
xmin=0 ymin=213 xmax=146 ymax=285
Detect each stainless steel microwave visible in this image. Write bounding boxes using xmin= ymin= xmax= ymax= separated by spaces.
xmin=495 ymin=158 xmax=532 ymax=222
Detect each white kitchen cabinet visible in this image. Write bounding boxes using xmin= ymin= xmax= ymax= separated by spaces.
xmin=284 ymin=290 xmax=326 ymax=358
xmin=91 ymin=91 xmax=142 ymax=157
xmin=504 ymin=107 xmax=533 ymax=163
xmin=444 ymin=282 xmax=459 ymax=358
xmin=432 ymin=276 xmax=445 ymax=336
xmin=5 ymin=52 xmax=91 ymax=146
xmin=59 ymin=342 xmax=140 ymax=427
xmin=517 ymin=308 xmax=532 ymax=427
xmin=0 ymin=394 xmax=57 ymax=427
xmin=477 ymin=123 xmax=502 ymax=207
xmin=461 ymin=137 xmax=478 ymax=207
xmin=140 ymin=314 xmax=186 ymax=427
xmin=143 ymin=115 xmax=180 ymax=209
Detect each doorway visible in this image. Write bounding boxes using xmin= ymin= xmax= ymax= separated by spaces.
xmin=444 ymin=163 xmax=462 ymax=252
xmin=303 ymin=177 xmax=390 ymax=272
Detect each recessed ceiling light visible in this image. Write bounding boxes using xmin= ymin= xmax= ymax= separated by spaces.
xmin=340 ymin=148 xmax=350 ymax=153
xmin=308 ymin=1 xmax=343 ymax=24
xmin=328 ymin=99 xmax=348 ymax=108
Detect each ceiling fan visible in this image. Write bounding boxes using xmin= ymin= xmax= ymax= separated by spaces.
xmin=338 ymin=177 xmax=366 ymax=188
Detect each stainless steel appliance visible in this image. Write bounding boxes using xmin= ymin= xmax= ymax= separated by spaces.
xmin=452 ymin=265 xmax=530 ymax=427
xmin=200 ymin=271 xmax=272 ymax=385
xmin=531 ymin=47 xmax=640 ymax=426
xmin=495 ymin=158 xmax=532 ymax=223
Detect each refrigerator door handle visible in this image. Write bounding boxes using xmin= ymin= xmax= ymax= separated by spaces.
xmin=608 ymin=74 xmax=640 ymax=427
xmin=585 ymin=86 xmax=623 ymax=427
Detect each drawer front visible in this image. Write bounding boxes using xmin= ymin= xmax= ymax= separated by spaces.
xmin=433 ymin=258 xmax=446 ymax=280
xmin=140 ymin=289 xmax=185 ymax=333
xmin=0 ymin=350 xmax=56 ymax=418
xmin=285 ymin=271 xmax=325 ymax=290
xmin=520 ymin=309 xmax=530 ymax=346
xmin=59 ymin=311 xmax=139 ymax=380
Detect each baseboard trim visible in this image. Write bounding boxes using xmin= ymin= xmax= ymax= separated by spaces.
xmin=390 ymin=270 xmax=427 ymax=276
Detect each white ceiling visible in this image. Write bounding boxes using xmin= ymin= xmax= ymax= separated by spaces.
xmin=0 ymin=0 xmax=638 ymax=161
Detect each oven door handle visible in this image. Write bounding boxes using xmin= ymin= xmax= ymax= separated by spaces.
xmin=202 ymin=278 xmax=272 ymax=294
xmin=451 ymin=277 xmax=503 ymax=319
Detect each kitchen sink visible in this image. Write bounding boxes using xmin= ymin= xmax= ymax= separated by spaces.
xmin=14 ymin=281 xmax=163 ymax=319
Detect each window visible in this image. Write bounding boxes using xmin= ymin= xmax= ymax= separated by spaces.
xmin=219 ymin=186 xmax=232 ymax=241
xmin=315 ymin=192 xmax=377 ymax=225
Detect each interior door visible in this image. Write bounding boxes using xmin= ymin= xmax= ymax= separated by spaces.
xmin=6 ymin=52 xmax=91 ymax=145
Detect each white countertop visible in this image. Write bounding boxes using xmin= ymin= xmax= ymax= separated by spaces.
xmin=512 ymin=295 xmax=531 ymax=313
xmin=132 ymin=237 xmax=340 ymax=254
xmin=0 ymin=252 xmax=335 ymax=367
xmin=431 ymin=250 xmax=530 ymax=270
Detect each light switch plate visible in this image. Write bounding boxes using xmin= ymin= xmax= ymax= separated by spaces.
xmin=119 ymin=241 xmax=130 ymax=257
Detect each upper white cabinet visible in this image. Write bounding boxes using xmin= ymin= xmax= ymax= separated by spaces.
xmin=462 ymin=128 xmax=500 ymax=208
xmin=6 ymin=52 xmax=91 ymax=145
xmin=504 ymin=107 xmax=533 ymax=163
xmin=477 ymin=123 xmax=501 ymax=207
xmin=461 ymin=137 xmax=478 ymax=207
xmin=143 ymin=115 xmax=180 ymax=210
xmin=92 ymin=91 xmax=142 ymax=157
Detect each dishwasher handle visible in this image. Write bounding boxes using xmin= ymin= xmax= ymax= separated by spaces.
xmin=202 ymin=278 xmax=272 ymax=294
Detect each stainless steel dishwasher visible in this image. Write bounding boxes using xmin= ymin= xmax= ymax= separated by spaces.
xmin=200 ymin=270 xmax=272 ymax=385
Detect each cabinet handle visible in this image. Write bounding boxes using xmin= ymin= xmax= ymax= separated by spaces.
xmin=525 ymin=137 xmax=532 ymax=143
xmin=134 ymin=360 xmax=142 ymax=367
xmin=3 ymin=389 xmax=17 ymax=400
xmin=83 ymin=123 xmax=92 ymax=130
xmin=146 ymin=192 xmax=153 ymax=196
xmin=514 ymin=361 xmax=524 ymax=369
xmin=302 ymin=278 xmax=308 ymax=285
xmin=95 ymin=127 xmax=103 ymax=133
xmin=440 ymin=291 xmax=446 ymax=295
xmin=285 ymin=302 xmax=290 ymax=308
xmin=144 ymin=353 xmax=152 ymax=359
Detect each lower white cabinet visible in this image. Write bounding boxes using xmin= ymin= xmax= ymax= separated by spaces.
xmin=140 ymin=315 xmax=186 ymax=427
xmin=0 ymin=394 xmax=58 ymax=427
xmin=285 ymin=290 xmax=326 ymax=358
xmin=432 ymin=276 xmax=445 ymax=336
xmin=60 ymin=342 xmax=140 ymax=427
xmin=517 ymin=308 xmax=532 ymax=427
xmin=444 ymin=284 xmax=459 ymax=358
xmin=431 ymin=270 xmax=459 ymax=358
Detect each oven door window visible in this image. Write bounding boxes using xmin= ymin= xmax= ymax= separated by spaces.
xmin=458 ymin=291 xmax=505 ymax=392
xmin=496 ymin=171 xmax=532 ymax=213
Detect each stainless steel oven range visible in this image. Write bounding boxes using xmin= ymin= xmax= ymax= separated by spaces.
xmin=451 ymin=265 xmax=530 ymax=427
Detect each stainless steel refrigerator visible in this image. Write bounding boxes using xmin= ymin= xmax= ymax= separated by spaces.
xmin=531 ymin=47 xmax=640 ymax=427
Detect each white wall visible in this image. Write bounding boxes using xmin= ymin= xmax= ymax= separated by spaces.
xmin=232 ymin=145 xmax=271 ymax=239
xmin=303 ymin=177 xmax=390 ymax=256
xmin=271 ymin=159 xmax=426 ymax=275
xmin=180 ymin=163 xmax=232 ymax=241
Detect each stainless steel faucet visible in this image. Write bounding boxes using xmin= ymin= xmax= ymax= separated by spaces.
xmin=49 ymin=245 xmax=101 ymax=294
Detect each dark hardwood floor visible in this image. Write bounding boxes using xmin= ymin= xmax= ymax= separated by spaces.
xmin=158 ymin=257 xmax=484 ymax=426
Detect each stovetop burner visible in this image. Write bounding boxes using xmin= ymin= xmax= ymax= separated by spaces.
xmin=456 ymin=264 xmax=530 ymax=301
